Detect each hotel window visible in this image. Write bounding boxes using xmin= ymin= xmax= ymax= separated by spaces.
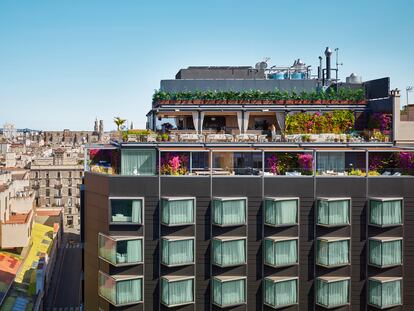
xmin=212 ymin=197 xmax=246 ymax=226
xmin=264 ymin=237 xmax=298 ymax=267
xmin=212 ymin=276 xmax=246 ymax=307
xmin=121 ymin=149 xmax=157 ymax=176
xmin=98 ymin=272 xmax=143 ymax=306
xmin=98 ymin=234 xmax=143 ymax=266
xmin=316 ymin=277 xmax=350 ymax=308
xmin=316 ymin=237 xmax=350 ymax=267
xmin=161 ymin=237 xmax=194 ymax=266
xmin=369 ymin=198 xmax=403 ymax=227
xmin=264 ymin=277 xmax=298 ymax=309
xmin=369 ymin=237 xmax=402 ymax=267
xmin=368 ymin=277 xmax=402 ymax=308
xmin=317 ymin=198 xmax=350 ymax=226
xmin=161 ymin=276 xmax=194 ymax=307
xmin=264 ymin=198 xmax=298 ymax=227
xmin=212 ymin=237 xmax=246 ymax=267
xmin=161 ymin=197 xmax=195 ymax=226
xmin=109 ymin=198 xmax=143 ymax=224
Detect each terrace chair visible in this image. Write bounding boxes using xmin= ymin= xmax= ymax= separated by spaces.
xmin=147 ymin=134 xmax=157 ymax=142
xmin=127 ymin=134 xmax=138 ymax=142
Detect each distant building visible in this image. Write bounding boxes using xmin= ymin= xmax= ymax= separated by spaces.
xmin=30 ymin=149 xmax=83 ymax=229
xmin=0 ymin=169 xmax=34 ymax=250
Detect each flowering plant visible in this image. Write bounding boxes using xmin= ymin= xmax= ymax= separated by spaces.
xmin=160 ymin=153 xmax=189 ymax=175
xmin=298 ymin=153 xmax=313 ymax=172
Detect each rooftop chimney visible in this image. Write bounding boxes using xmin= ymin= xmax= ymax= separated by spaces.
xmin=325 ymin=47 xmax=332 ymax=80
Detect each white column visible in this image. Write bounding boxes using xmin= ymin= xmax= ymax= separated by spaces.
xmin=236 ymin=111 xmax=243 ymax=133
xmin=243 ymin=112 xmax=250 ymax=133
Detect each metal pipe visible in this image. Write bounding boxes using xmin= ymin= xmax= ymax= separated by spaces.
xmin=325 ymin=47 xmax=332 ymax=80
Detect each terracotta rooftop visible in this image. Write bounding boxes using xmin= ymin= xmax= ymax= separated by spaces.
xmin=3 ymin=210 xmax=32 ymax=225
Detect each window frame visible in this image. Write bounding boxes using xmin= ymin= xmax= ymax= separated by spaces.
xmin=160 ymin=275 xmax=195 ymax=308
xmin=211 ymin=236 xmax=247 ymax=268
xmin=108 ymin=196 xmax=144 ymax=226
xmin=315 ymin=276 xmax=350 ymax=309
xmin=368 ymin=197 xmax=404 ymax=228
xmin=316 ymin=197 xmax=351 ymax=227
xmin=368 ymin=237 xmax=403 ymax=268
xmin=160 ymin=236 xmax=195 ymax=267
xmin=264 ymin=197 xmax=299 ymax=227
xmin=264 ymin=236 xmax=299 ymax=268
xmin=316 ymin=237 xmax=351 ymax=268
xmin=211 ymin=276 xmax=247 ymax=308
xmin=368 ymin=277 xmax=403 ymax=309
xmin=211 ymin=197 xmax=247 ymax=227
xmin=263 ymin=276 xmax=299 ymax=309
xmin=160 ymin=196 xmax=196 ymax=227
xmin=98 ymin=271 xmax=144 ymax=307
xmin=98 ymin=233 xmax=144 ymax=267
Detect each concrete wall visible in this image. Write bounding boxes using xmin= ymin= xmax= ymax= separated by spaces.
xmin=393 ymin=91 xmax=414 ymax=145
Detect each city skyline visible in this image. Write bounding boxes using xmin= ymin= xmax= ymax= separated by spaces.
xmin=1 ymin=0 xmax=414 ymax=130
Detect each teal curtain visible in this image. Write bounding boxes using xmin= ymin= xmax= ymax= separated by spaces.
xmin=317 ymin=240 xmax=349 ymax=266
xmin=265 ymin=279 xmax=297 ymax=307
xmin=111 ymin=199 xmax=142 ymax=224
xmin=212 ymin=239 xmax=245 ymax=266
xmin=317 ymin=279 xmax=349 ymax=307
xmin=162 ymin=199 xmax=194 ymax=225
xmin=121 ymin=149 xmax=156 ymax=175
xmin=265 ymin=239 xmax=297 ymax=266
xmin=161 ymin=278 xmax=194 ymax=306
xmin=213 ymin=279 xmax=245 ymax=306
xmin=369 ymin=280 xmax=401 ymax=307
xmin=265 ymin=199 xmax=297 ymax=226
xmin=99 ymin=235 xmax=116 ymax=264
xmin=213 ymin=199 xmax=245 ymax=225
xmin=317 ymin=152 xmax=345 ymax=172
xmin=369 ymin=240 xmax=382 ymax=266
xmin=115 ymin=239 xmax=142 ymax=264
xmin=317 ymin=200 xmax=349 ymax=225
xmin=116 ymin=278 xmax=142 ymax=305
xmin=131 ymin=200 xmax=142 ymax=223
xmin=370 ymin=200 xmax=402 ymax=226
xmin=370 ymin=240 xmax=402 ymax=267
xmin=162 ymin=239 xmax=194 ymax=265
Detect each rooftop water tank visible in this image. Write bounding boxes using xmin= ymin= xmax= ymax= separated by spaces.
xmin=346 ymin=73 xmax=362 ymax=84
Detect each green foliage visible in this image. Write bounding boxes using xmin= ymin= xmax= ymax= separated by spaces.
xmin=285 ymin=110 xmax=355 ymax=134
xmin=152 ymin=88 xmax=366 ymax=103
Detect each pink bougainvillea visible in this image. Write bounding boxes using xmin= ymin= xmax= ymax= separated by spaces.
xmin=298 ymin=153 xmax=313 ymax=171
xmin=266 ymin=154 xmax=278 ymax=175
xmin=160 ymin=153 xmax=189 ymax=175
xmin=398 ymin=152 xmax=414 ymax=171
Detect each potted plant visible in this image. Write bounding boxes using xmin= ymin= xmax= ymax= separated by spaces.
xmin=284 ymin=91 xmax=294 ymax=104
xmin=192 ymin=91 xmax=203 ymax=105
xmin=300 ymin=91 xmax=310 ymax=104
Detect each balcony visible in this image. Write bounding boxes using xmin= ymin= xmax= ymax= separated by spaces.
xmin=98 ymin=272 xmax=143 ymax=306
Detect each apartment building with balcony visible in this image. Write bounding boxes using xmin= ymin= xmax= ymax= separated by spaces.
xmin=0 ymin=170 xmax=34 ymax=250
xmin=30 ymin=148 xmax=83 ymax=229
xmin=83 ymin=49 xmax=414 ymax=311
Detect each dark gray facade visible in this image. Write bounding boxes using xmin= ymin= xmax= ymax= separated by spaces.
xmin=83 ymin=173 xmax=414 ymax=311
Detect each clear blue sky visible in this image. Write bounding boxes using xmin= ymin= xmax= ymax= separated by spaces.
xmin=1 ymin=0 xmax=413 ymax=131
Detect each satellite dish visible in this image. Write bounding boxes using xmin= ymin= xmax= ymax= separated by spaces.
xmin=255 ymin=62 xmax=261 ymax=69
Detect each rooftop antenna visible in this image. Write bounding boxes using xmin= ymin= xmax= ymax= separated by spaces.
xmin=334 ymin=48 xmax=343 ymax=82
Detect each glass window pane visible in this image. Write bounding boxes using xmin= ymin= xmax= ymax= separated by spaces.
xmin=265 ymin=239 xmax=297 ymax=266
xmin=162 ymin=239 xmax=194 ymax=266
xmin=265 ymin=199 xmax=297 ymax=226
xmin=369 ymin=280 xmax=401 ymax=308
xmin=161 ymin=279 xmax=194 ymax=306
xmin=369 ymin=240 xmax=402 ymax=267
xmin=317 ymin=279 xmax=349 ymax=308
xmin=99 ymin=235 xmax=142 ymax=265
xmin=111 ymin=199 xmax=142 ymax=224
xmin=162 ymin=199 xmax=194 ymax=225
xmin=213 ymin=199 xmax=245 ymax=226
xmin=370 ymin=200 xmax=402 ymax=226
xmin=317 ymin=199 xmax=349 ymax=226
xmin=121 ymin=149 xmax=156 ymax=175
xmin=99 ymin=273 xmax=142 ymax=306
xmin=213 ymin=279 xmax=246 ymax=307
xmin=213 ymin=239 xmax=245 ymax=266
xmin=265 ymin=279 xmax=297 ymax=307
